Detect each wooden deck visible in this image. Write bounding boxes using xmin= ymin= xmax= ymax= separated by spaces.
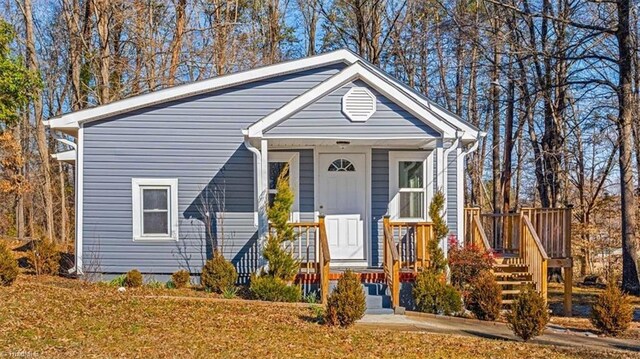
xmin=285 ymin=206 xmax=573 ymax=315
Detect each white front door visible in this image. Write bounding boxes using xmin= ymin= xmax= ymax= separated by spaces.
xmin=318 ymin=153 xmax=366 ymax=261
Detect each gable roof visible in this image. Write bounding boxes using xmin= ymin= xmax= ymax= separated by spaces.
xmin=45 ymin=49 xmax=481 ymax=142
xmin=246 ymin=62 xmax=458 ymax=138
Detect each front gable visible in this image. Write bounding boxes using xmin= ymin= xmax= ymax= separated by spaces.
xmin=264 ymin=80 xmax=440 ymax=139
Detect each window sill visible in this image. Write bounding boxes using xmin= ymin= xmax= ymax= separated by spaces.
xmin=133 ymin=235 xmax=178 ymax=242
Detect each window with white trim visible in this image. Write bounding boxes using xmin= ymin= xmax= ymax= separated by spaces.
xmin=389 ymin=151 xmax=432 ymax=221
xmin=132 ymin=178 xmax=179 ymax=241
xmin=268 ymin=152 xmax=300 ymax=221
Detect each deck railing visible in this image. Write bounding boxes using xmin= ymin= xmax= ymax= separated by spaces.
xmin=464 ymin=208 xmax=491 ymax=252
xmin=521 ymin=207 xmax=572 ymax=258
xmin=480 ymin=212 xmax=521 ymax=254
xmin=274 ymin=216 xmax=330 ymax=304
xmin=520 ymin=216 xmax=549 ymax=299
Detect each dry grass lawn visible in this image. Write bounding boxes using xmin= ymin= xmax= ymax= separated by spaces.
xmin=0 ymin=275 xmax=634 ymax=358
xmin=548 ymin=283 xmax=640 ymax=340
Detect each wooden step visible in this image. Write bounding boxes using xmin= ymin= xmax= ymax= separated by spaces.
xmin=496 ymin=280 xmax=532 ymax=286
xmin=501 ymin=289 xmax=522 ymax=295
xmin=502 ymin=299 xmax=515 ymax=305
xmin=493 ymin=271 xmax=531 ymax=278
xmin=493 ymin=263 xmax=528 ymax=269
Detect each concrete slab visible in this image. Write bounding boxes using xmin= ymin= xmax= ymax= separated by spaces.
xmin=357 ymin=312 xmax=640 ymax=355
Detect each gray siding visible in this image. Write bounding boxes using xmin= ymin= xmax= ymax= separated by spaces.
xmin=82 ymin=64 xmax=344 ymax=277
xmin=265 ymin=80 xmax=440 ymax=138
xmin=371 ymin=149 xmax=389 ymax=267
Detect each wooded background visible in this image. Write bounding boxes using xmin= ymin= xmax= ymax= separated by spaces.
xmin=0 ymin=0 xmax=639 ymax=291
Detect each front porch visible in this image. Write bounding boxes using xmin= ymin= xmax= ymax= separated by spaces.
xmin=285 ymin=207 xmax=574 ymax=316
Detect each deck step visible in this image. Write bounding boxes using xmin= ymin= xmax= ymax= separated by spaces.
xmin=493 ymin=271 xmax=531 ymax=278
xmin=502 ymin=299 xmax=515 ymax=305
xmin=496 ymin=280 xmax=532 ymax=286
xmin=501 ymin=289 xmax=522 ymax=295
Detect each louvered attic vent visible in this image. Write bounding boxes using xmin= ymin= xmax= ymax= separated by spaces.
xmin=342 ymin=87 xmax=376 ymax=122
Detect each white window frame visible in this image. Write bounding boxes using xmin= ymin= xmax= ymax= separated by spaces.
xmin=388 ymin=151 xmax=433 ymax=222
xmin=268 ymin=152 xmax=300 ymax=222
xmin=132 ymin=178 xmax=179 ymax=241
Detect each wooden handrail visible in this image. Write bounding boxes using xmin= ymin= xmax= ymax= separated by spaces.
xmin=472 ymin=214 xmax=492 ymax=252
xmin=318 ymin=215 xmax=330 ymax=305
xmin=520 ymin=215 xmax=549 ymax=300
xmin=383 ymin=216 xmax=400 ymax=309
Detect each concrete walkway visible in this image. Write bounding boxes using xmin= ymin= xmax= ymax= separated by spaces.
xmin=357 ymin=312 xmax=640 ymax=355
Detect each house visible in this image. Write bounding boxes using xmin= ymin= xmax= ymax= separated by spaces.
xmin=45 ymin=49 xmax=572 ymax=312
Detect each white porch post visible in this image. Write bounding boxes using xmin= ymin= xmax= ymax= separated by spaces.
xmin=436 ymin=140 xmax=445 ymax=192
xmin=456 ymin=147 xmax=465 ymax=246
xmin=258 ymin=139 xmax=269 ymax=265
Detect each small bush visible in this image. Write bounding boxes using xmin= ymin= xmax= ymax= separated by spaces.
xmin=506 ymin=285 xmax=549 ymax=341
xmin=263 ymin=236 xmax=299 ymax=282
xmin=222 ymin=286 xmax=238 ymax=299
xmin=466 ymin=270 xmax=501 ymax=321
xmin=0 ymin=242 xmax=18 ymax=286
xmin=27 ymin=237 xmax=60 ymax=275
xmin=171 ymin=269 xmax=191 ymax=289
xmin=413 ymin=270 xmax=462 ymax=315
xmin=124 ymin=269 xmax=143 ymax=287
xmin=326 ymin=270 xmax=366 ymax=327
xmin=448 ymin=239 xmax=494 ymax=290
xmin=109 ymin=274 xmax=126 ymax=287
xmin=590 ymin=281 xmax=634 ymax=336
xmin=201 ymin=251 xmax=238 ymax=293
xmin=249 ymin=274 xmax=300 ymax=302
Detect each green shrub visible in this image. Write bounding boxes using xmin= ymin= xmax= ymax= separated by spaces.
xmin=146 ymin=279 xmax=164 ymax=288
xmin=201 ymin=251 xmax=238 ymax=293
xmin=109 ymin=274 xmax=126 ymax=287
xmin=124 ymin=269 xmax=143 ymax=288
xmin=263 ymin=164 xmax=299 ymax=282
xmin=590 ymin=281 xmax=634 ymax=336
xmin=326 ymin=270 xmax=366 ymax=327
xmin=222 ymin=286 xmax=238 ymax=299
xmin=0 ymin=242 xmax=18 ymax=286
xmin=427 ymin=191 xmax=448 ymax=274
xmin=27 ymin=237 xmax=60 ymax=275
xmin=466 ymin=270 xmax=501 ymax=321
xmin=263 ymin=236 xmax=299 ymax=282
xmin=250 ymin=274 xmax=300 ymax=302
xmin=448 ymin=241 xmax=494 ymax=290
xmin=506 ymin=285 xmax=549 ymax=341
xmin=171 ymin=269 xmax=191 ymax=289
xmin=413 ymin=270 xmax=462 ymax=315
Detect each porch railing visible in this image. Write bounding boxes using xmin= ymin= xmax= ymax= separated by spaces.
xmin=383 ymin=216 xmax=434 ymax=308
xmin=480 ymin=212 xmax=521 ymax=254
xmin=274 ymin=216 xmax=330 ymax=304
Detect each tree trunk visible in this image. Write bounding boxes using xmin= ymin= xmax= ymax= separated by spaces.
xmin=617 ymin=0 xmax=639 ymax=293
xmin=22 ymin=0 xmax=54 ymax=241
xmin=168 ymin=0 xmax=187 ymax=86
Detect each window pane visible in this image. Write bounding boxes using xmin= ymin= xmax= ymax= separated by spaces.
xmin=328 ymin=159 xmax=355 ymax=172
xmin=143 ymin=189 xmax=168 ymax=210
xmin=399 ymin=161 xmax=423 ymax=189
xmin=399 ymin=192 xmax=424 ymax=218
xmin=268 ymin=193 xmax=276 ymax=207
xmin=269 ymin=162 xmax=288 ymax=189
xmin=143 ymin=212 xmax=168 ymax=234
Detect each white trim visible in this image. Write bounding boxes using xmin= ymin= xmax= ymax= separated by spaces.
xmin=45 ymin=50 xmax=360 ymax=132
xmin=456 ymin=147 xmax=465 ymax=244
xmin=388 ymin=151 xmax=432 ymax=222
xmin=52 ymin=150 xmax=76 ymax=163
xmin=268 ymin=151 xmax=300 ymax=222
xmin=247 ymin=62 xmax=457 ymax=138
xmin=76 ymin=125 xmax=84 ymax=274
xmin=131 ymin=178 xmax=179 ymax=241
